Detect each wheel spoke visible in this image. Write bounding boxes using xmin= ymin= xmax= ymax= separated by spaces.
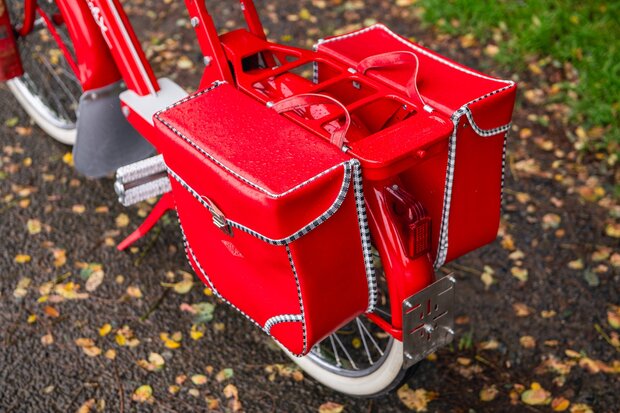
xmin=356 ymin=318 xmax=374 ymax=365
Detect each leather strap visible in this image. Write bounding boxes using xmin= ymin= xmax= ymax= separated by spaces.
xmin=271 ymin=93 xmax=351 ymax=149
xmin=356 ymin=51 xmax=426 ymax=109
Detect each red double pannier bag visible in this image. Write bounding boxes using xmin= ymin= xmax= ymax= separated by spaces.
xmin=316 ymin=24 xmax=517 ymax=268
xmin=151 ymin=82 xmax=376 ymax=356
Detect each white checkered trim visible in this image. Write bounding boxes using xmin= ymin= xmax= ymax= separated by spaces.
xmin=264 ymin=314 xmax=304 ymax=335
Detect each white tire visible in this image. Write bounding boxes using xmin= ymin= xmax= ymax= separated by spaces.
xmin=7 ymin=78 xmax=77 ymax=146
xmin=288 ymin=338 xmax=407 ymax=397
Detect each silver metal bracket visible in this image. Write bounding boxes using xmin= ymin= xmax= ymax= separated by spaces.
xmin=402 ymin=274 xmax=456 ymax=368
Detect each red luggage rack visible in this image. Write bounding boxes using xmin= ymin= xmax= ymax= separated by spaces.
xmin=212 ymin=27 xmax=454 ymax=181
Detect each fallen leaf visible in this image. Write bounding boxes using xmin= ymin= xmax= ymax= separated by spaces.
xmin=85 ymin=270 xmax=105 ymax=292
xmin=480 ymin=384 xmax=499 ymax=402
xmin=397 ymin=384 xmax=438 ymax=411
xmin=478 ymin=339 xmax=500 ymax=350
xmin=511 ymin=267 xmax=529 ymax=282
xmin=161 ymin=271 xmax=194 ymax=294
xmin=104 ymin=349 xmax=116 ymax=360
xmin=126 ymin=285 xmax=142 ymax=298
xmin=542 ymin=213 xmax=562 ymax=230
xmin=41 ymin=333 xmax=54 ymax=345
xmin=520 ymin=335 xmax=536 ymax=349
xmin=190 ymin=324 xmax=204 ymax=340
xmin=608 ymin=305 xmax=620 ymax=329
xmin=44 ymin=306 xmax=60 ymax=318
xmin=512 ymin=303 xmax=532 ymax=317
xmin=521 ymin=383 xmax=551 ymax=405
xmin=116 ymin=213 xmax=130 ymax=228
xmin=52 ymin=249 xmax=66 ymax=267
xmin=62 ymin=152 xmax=74 ymax=166
xmin=569 ymin=403 xmax=593 ymax=413
xmin=99 ymin=323 xmax=112 ymax=336
xmin=27 ymin=219 xmax=42 ymax=235
xmin=76 ymin=398 xmax=95 ymax=413
xmin=567 ymin=259 xmax=584 ymax=270
xmin=14 ymin=254 xmax=31 ymax=264
xmin=605 ymin=223 xmax=620 ymax=238
xmin=551 ymin=397 xmax=570 ymax=411
xmin=215 ymin=368 xmax=234 ymax=382
xmin=319 ymin=402 xmax=345 ymax=413
xmin=132 ymin=385 xmax=154 ymax=403
xmin=13 ymin=277 xmax=32 ymax=298
xmin=191 ymin=374 xmax=208 ymax=385
xmin=223 ymin=383 xmax=238 ymax=399
xmin=160 ymin=332 xmax=181 ymax=349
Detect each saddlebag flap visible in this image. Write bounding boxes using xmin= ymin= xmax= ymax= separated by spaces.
xmin=152 ymin=81 xmax=376 ymax=356
xmin=317 ymin=24 xmax=517 ymax=268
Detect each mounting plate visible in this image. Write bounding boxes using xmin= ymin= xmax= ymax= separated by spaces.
xmin=402 ymin=274 xmax=456 ymax=368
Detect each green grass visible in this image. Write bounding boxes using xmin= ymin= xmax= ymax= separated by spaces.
xmin=417 ymin=0 xmax=620 ymax=155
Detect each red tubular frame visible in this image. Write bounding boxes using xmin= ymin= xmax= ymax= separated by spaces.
xmin=14 ymin=0 xmax=436 ymax=341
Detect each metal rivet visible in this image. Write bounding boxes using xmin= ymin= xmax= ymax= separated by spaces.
xmin=121 ymin=106 xmax=130 ymax=117
xmin=203 ymin=56 xmax=213 ymax=66
xmin=190 ymin=17 xmax=199 ymax=27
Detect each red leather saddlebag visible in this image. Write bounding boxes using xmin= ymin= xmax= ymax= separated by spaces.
xmin=317 ymin=24 xmax=517 ymax=268
xmin=152 ymin=82 xmax=376 ymax=356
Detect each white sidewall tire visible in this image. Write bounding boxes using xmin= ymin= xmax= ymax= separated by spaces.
xmin=290 ymin=339 xmax=405 ymax=397
xmin=7 ymin=78 xmax=77 ymax=146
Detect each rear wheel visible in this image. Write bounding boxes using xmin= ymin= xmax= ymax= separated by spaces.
xmin=290 ymin=248 xmax=413 ymax=397
xmin=6 ymin=0 xmax=81 ymax=145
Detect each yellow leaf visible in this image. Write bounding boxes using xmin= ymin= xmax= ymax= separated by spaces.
xmin=105 ymin=349 xmax=116 ymax=360
xmin=13 ymin=277 xmax=31 ymax=298
xmin=190 ymin=324 xmax=204 ymax=340
xmin=62 ymin=152 xmax=74 ymax=166
xmin=480 ymin=384 xmax=499 ymax=402
xmin=27 ymin=219 xmax=42 ymax=235
xmin=115 ymin=334 xmax=127 ymax=346
xmin=352 ymin=337 xmax=362 ymax=349
xmin=604 ymin=223 xmax=620 ymax=238
xmin=14 ymin=254 xmax=31 ymax=264
xmin=116 ymin=213 xmax=130 ymax=228
xmin=569 ymin=403 xmax=593 ymax=413
xmin=27 ymin=314 xmax=37 ymax=324
xmin=72 ymin=204 xmax=86 ymax=214
xmin=319 ymin=402 xmax=345 ymax=413
xmin=99 ymin=323 xmax=112 ymax=337
xmin=168 ymin=385 xmax=180 ymax=394
xmin=149 ymin=352 xmax=165 ymax=369
xmin=126 ymin=285 xmax=142 ymax=298
xmin=191 ymin=374 xmax=208 ymax=385
xmin=397 ymin=384 xmax=438 ymax=411
xmin=132 ymin=385 xmax=153 ymax=403
xmin=511 ymin=267 xmax=529 ymax=282
xmin=76 ymin=398 xmax=95 ymax=413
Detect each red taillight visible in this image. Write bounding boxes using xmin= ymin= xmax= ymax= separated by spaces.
xmin=386 ymin=185 xmax=432 ymax=259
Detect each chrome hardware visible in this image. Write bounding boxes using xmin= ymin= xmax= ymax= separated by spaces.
xmin=201 ymin=196 xmax=233 ymax=237
xmin=115 ymin=155 xmax=171 ymax=206
xmin=402 ymin=275 xmax=456 ymax=368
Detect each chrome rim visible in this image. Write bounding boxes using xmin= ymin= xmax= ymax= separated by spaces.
xmin=306 ymin=248 xmax=395 ymax=378
xmin=7 ymin=0 xmax=81 ymax=129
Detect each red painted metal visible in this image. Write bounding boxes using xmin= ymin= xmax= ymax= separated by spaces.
xmin=17 ymin=0 xmax=36 ymax=37
xmin=35 ymin=6 xmax=79 ymax=76
xmin=54 ymin=0 xmax=121 ymax=91
xmin=87 ymin=0 xmax=158 ymax=95
xmin=184 ymin=0 xmax=233 ymax=85
xmin=0 ymin=0 xmax=23 ymax=81
xmin=150 ymin=82 xmax=372 ymax=355
xmin=118 ymin=192 xmax=174 ymax=251
xmin=239 ymin=0 xmax=266 ymax=40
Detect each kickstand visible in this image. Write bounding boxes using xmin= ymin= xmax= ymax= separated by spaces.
xmin=117 ymin=192 xmax=174 ymax=251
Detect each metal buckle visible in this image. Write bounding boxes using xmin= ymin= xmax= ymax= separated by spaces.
xmin=202 ymin=196 xmax=233 ymax=237
xmin=402 ymin=274 xmax=456 ymax=368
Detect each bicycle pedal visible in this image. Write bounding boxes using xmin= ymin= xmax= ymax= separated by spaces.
xmin=115 ymin=154 xmax=171 ymax=206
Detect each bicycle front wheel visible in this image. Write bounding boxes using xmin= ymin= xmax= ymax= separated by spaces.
xmin=6 ymin=0 xmax=81 ymax=145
